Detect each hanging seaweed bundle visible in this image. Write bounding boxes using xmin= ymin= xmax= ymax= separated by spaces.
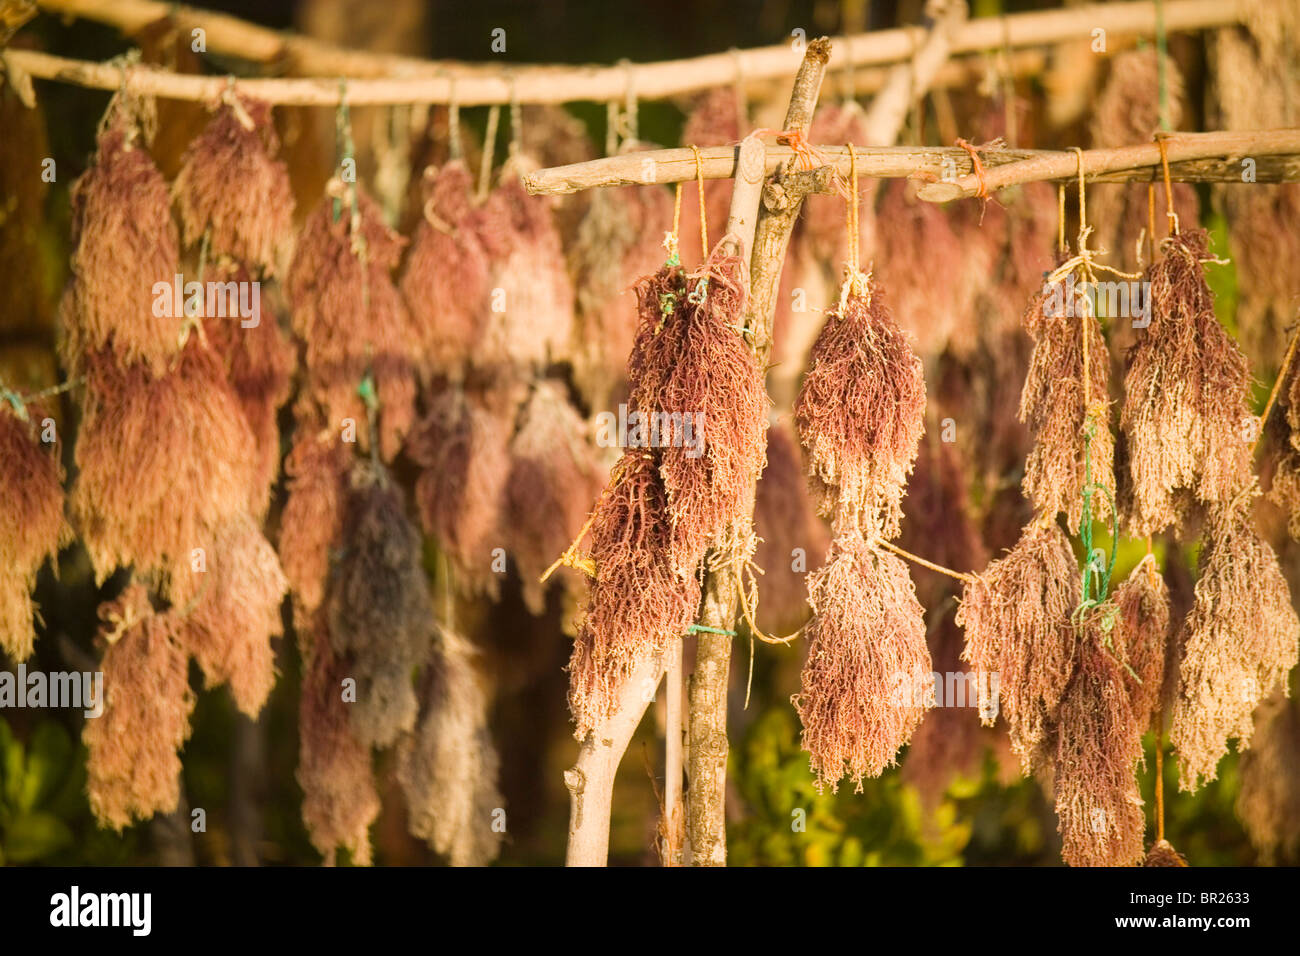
xmin=176 ymin=512 xmax=287 ymax=718
xmin=278 ymin=401 xmax=352 ymax=613
xmin=83 ymin=584 xmax=195 ymax=830
xmin=1267 ymin=362 xmax=1300 ymax=535
xmin=753 ymin=420 xmax=828 ymax=637
xmin=1170 ymin=499 xmax=1299 ymax=790
xmin=407 ymin=385 xmax=512 ymax=597
xmin=204 ymin=261 xmax=296 ymax=517
xmin=794 ymin=279 xmax=925 ymax=539
xmin=569 ymin=168 xmax=674 ymax=409
xmin=173 ymin=95 xmax=294 ymax=275
xmin=793 ymin=532 xmax=931 ymax=792
xmin=957 ymin=521 xmax=1081 ymax=771
xmin=504 ymin=380 xmax=605 ymax=615
xmin=1120 ymin=229 xmax=1255 ymax=538
xmin=70 ymin=343 xmax=257 ymax=603
xmin=297 ymin=618 xmax=381 ymax=866
xmin=476 ymin=173 xmax=575 ymax=374
xmin=397 ymin=628 xmax=503 ymax=867
xmin=629 ymin=256 xmax=767 ymax=573
xmin=874 ymin=179 xmax=995 ymax=358
xmin=61 ymin=107 xmax=181 ymax=377
xmin=1111 ymin=553 xmax=1170 ymax=731
xmin=0 ymin=400 xmax=71 ymax=660
xmin=400 ymin=160 xmax=494 ymax=375
xmin=325 ymin=463 xmax=435 ymax=748
xmin=1052 ymin=626 xmax=1146 ymax=867
xmin=567 ymin=451 xmax=701 ymax=740
xmin=1019 ymin=274 xmax=1115 ymax=533
xmin=1144 ymin=839 xmax=1190 ymax=867
xmin=287 ymin=187 xmax=419 ymax=461
xmin=1235 ymin=689 xmax=1300 ymax=863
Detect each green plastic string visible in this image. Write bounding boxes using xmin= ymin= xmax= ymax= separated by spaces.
xmin=1074 ymin=413 xmax=1119 ymax=620
xmin=688 ymin=624 xmax=737 ymax=637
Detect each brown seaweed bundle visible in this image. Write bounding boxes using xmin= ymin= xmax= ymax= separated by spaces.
xmin=753 ymin=420 xmax=828 ymax=637
xmin=630 ymin=256 xmax=767 ymax=573
xmin=793 ymin=532 xmax=931 ymax=792
xmin=567 ymin=451 xmax=701 ymax=740
xmin=873 ymin=179 xmax=995 ymax=358
xmin=1235 ymin=690 xmax=1300 ymax=863
xmin=0 ymin=401 xmax=71 ymax=660
xmin=173 ymin=96 xmax=294 ymax=274
xmin=1170 ymin=500 xmax=1299 ymax=790
xmin=958 ymin=521 xmax=1081 ymax=771
xmin=504 ymin=380 xmax=605 ymax=615
xmin=476 ymin=174 xmax=575 ymax=372
xmin=1053 ymin=629 xmax=1146 ymax=868
xmin=278 ymin=404 xmax=352 ymax=613
xmin=407 ymin=386 xmax=512 ymax=597
xmin=204 ymin=262 xmax=295 ymax=517
xmin=325 ymin=464 xmax=435 ymax=748
xmin=795 ymin=280 xmax=925 ymax=539
xmin=286 ymin=188 xmax=418 ymax=461
xmin=397 ymin=628 xmax=503 ymax=867
xmin=62 ymin=112 xmax=182 ymax=377
xmin=84 ymin=584 xmax=195 ymax=830
xmin=1120 ymin=229 xmax=1254 ymax=537
xmin=297 ymin=621 xmax=381 ymax=866
xmin=400 ymin=160 xmax=493 ymax=374
xmin=176 ymin=512 xmax=287 ymax=718
xmin=1019 ymin=277 xmax=1115 ymax=533
xmin=1111 ymin=554 xmax=1170 ymax=731
xmin=1143 ymin=839 xmax=1189 ymax=866
xmin=70 ymin=344 xmax=257 ymax=602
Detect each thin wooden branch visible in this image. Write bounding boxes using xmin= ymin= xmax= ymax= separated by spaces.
xmin=663 ymin=639 xmax=684 ymax=866
xmin=564 ymin=653 xmax=668 ymax=867
xmin=29 ymin=0 xmax=1246 ymax=104
xmin=917 ymin=129 xmax=1300 ymax=201
xmin=524 ymin=134 xmax=1300 ymax=197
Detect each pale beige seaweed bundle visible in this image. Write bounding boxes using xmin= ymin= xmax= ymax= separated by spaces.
xmin=84 ymin=584 xmax=195 ymax=831
xmin=957 ymin=521 xmax=1081 ymax=771
xmin=397 ymin=628 xmax=503 ymax=867
xmin=1235 ymin=690 xmax=1300 ymax=863
xmin=1170 ymin=501 xmax=1299 ymax=790
xmin=793 ymin=533 xmax=931 ymax=792
xmin=1111 ymin=554 xmax=1170 ymax=731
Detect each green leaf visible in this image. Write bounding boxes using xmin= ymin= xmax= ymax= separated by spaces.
xmin=17 ymin=722 xmax=73 ymax=812
xmin=2 ymin=810 xmax=73 ymax=863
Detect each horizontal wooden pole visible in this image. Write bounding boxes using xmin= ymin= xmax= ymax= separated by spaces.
xmin=523 ymin=133 xmax=1300 ymax=197
xmin=27 ymin=0 xmax=1246 ymax=106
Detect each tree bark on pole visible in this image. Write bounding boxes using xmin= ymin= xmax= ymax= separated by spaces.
xmin=686 ymin=39 xmax=832 ymax=868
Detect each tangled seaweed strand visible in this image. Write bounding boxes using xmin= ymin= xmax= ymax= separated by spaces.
xmin=958 ymin=521 xmax=1081 ymax=772
xmin=1019 ymin=278 xmax=1115 ymax=533
xmin=793 ymin=531 xmax=931 ymax=792
xmin=795 ymin=280 xmax=925 ymax=540
xmin=567 ymin=451 xmax=701 ymax=741
xmin=326 ymin=464 xmax=435 ymax=748
xmin=1236 ymin=689 xmax=1300 ymax=863
xmin=84 ymin=584 xmax=195 ymax=831
xmin=0 ymin=402 xmax=72 ymax=660
xmin=1120 ymin=229 xmax=1254 ymax=537
xmin=631 ymin=256 xmax=767 ymax=574
xmin=173 ymin=95 xmax=294 ymax=274
xmin=397 ymin=628 xmax=504 ymax=866
xmin=1171 ymin=499 xmax=1299 ymax=790
xmin=1053 ymin=623 xmax=1146 ymax=867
